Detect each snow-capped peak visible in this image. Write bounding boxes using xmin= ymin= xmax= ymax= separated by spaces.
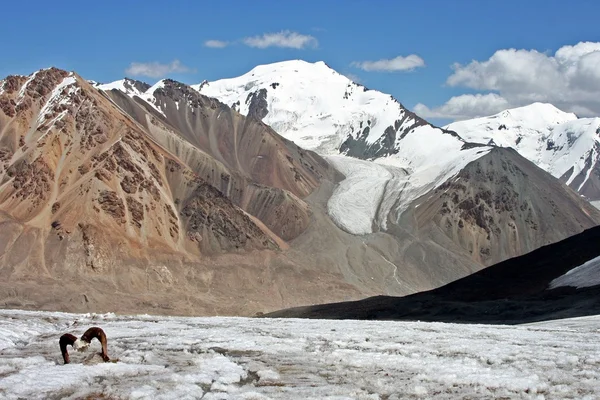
xmin=193 ymin=59 xmax=422 ymax=156
xmin=446 ymin=103 xmax=600 ymax=201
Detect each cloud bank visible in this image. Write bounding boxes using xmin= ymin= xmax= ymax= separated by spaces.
xmin=204 ymin=40 xmax=229 ymax=48
xmin=242 ymin=31 xmax=318 ymax=49
xmin=422 ymin=42 xmax=600 ymax=121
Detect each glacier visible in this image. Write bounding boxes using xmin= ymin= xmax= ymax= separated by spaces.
xmin=1 ymin=309 xmax=600 ymax=399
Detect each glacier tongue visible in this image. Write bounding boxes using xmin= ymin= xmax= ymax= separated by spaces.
xmin=326 ymin=137 xmax=490 ymax=235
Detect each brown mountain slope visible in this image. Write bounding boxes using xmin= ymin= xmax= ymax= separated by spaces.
xmin=101 ymin=80 xmax=331 ymax=241
xmin=0 ymin=68 xmax=363 ymax=315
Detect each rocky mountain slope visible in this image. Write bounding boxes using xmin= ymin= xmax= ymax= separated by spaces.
xmin=0 ymin=68 xmax=362 ymax=315
xmin=0 ymin=64 xmax=598 ymax=316
xmin=446 ymin=103 xmax=600 ymax=202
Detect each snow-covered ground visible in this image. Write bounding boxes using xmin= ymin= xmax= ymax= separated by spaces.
xmin=1 ymin=310 xmax=599 ymax=399
xmin=549 ymin=255 xmax=600 ymax=289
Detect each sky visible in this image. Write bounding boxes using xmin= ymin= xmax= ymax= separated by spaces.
xmin=2 ymin=0 xmax=600 ymax=125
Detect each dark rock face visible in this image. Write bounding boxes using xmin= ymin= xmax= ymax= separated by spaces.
xmin=123 ymin=78 xmax=150 ymax=94
xmin=180 ymin=182 xmax=277 ymax=252
xmin=245 ymin=88 xmax=269 ymax=121
xmin=156 ymin=79 xmax=222 ymax=110
xmin=97 ymin=190 xmax=126 ymax=224
xmin=339 ymin=111 xmax=430 ymax=159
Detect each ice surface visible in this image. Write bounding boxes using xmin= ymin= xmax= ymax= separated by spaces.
xmin=549 ymin=255 xmax=600 ymax=289
xmin=1 ymin=309 xmax=599 ymax=399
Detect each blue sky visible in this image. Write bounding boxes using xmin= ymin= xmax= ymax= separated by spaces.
xmin=2 ymin=0 xmax=600 ymax=124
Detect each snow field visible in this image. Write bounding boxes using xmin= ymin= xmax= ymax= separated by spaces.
xmin=1 ymin=309 xmax=600 ymax=399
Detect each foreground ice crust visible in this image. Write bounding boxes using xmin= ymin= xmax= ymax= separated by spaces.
xmin=1 ymin=310 xmax=599 ymax=399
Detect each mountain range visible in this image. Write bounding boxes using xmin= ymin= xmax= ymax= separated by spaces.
xmin=0 ymin=60 xmax=598 ymax=315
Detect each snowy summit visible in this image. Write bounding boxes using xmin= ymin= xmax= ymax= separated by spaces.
xmin=447 ymin=103 xmax=600 ymax=200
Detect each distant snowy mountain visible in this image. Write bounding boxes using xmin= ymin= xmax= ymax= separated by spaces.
xmin=446 ymin=103 xmax=600 ymax=201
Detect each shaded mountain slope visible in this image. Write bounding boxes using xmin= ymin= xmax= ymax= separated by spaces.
xmin=265 ymin=225 xmax=600 ymax=324
xmin=101 ymin=79 xmax=332 ymax=241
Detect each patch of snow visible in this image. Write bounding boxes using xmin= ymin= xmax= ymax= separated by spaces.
xmin=549 ymin=255 xmax=600 ymax=289
xmin=1 ymin=309 xmax=600 ymax=399
xmin=33 ymin=75 xmax=78 ymax=136
xmin=16 ymin=70 xmax=40 ymax=103
xmin=73 ymin=338 xmax=89 ymax=351
xmin=139 ymin=80 xmax=167 ymax=116
xmin=96 ymin=79 xmax=146 ymax=98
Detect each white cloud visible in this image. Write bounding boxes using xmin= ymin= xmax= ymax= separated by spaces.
xmin=204 ymin=40 xmax=229 ymax=48
xmin=242 ymin=31 xmax=318 ymax=49
xmin=352 ymin=55 xmax=425 ymax=72
xmin=414 ymin=94 xmax=510 ymax=120
xmin=437 ymin=42 xmax=600 ymax=119
xmin=125 ymin=60 xmax=193 ymax=78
